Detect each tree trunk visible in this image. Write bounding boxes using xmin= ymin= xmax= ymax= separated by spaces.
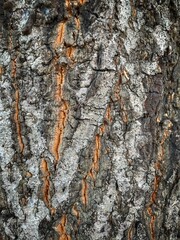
xmin=0 ymin=0 xmax=179 ymax=239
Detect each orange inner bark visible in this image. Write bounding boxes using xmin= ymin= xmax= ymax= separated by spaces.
xmin=56 ymin=215 xmax=71 ymax=240
xmin=14 ymin=88 xmax=24 ymax=153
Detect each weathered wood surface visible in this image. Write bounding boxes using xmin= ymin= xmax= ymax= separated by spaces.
xmin=0 ymin=0 xmax=179 ymax=239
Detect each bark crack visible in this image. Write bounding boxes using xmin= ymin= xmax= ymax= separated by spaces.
xmin=147 ymin=120 xmax=173 ymax=240
xmin=55 ymin=215 xmax=71 ymax=240
xmin=81 ymin=104 xmax=112 ymax=206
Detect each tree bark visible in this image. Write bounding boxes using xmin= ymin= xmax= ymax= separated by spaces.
xmin=0 ymin=0 xmax=179 ymax=239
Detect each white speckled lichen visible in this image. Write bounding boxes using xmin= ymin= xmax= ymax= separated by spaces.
xmin=0 ymin=0 xmax=179 ymax=239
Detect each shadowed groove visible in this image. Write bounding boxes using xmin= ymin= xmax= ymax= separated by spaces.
xmin=55 ymin=65 xmax=67 ymax=101
xmin=55 ymin=215 xmax=71 ymax=240
xmin=51 ymin=101 xmax=69 ymax=166
xmin=41 ymin=159 xmax=51 ymax=209
xmin=54 ymin=22 xmax=66 ymax=49
xmin=81 ymin=176 xmax=88 ymax=206
xmin=66 ymin=46 xmax=75 ymax=61
xmin=72 ymin=204 xmax=80 ymax=224
xmin=147 ymin=120 xmax=173 ymax=240
xmin=0 ymin=65 xmax=3 ymax=76
xmin=81 ymin=104 xmax=112 ymax=205
xmin=14 ymin=88 xmax=24 ymax=153
xmin=75 ymin=17 xmax=81 ymax=30
xmin=11 ymin=58 xmax=16 ymax=78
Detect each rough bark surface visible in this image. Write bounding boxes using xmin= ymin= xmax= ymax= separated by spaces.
xmin=0 ymin=0 xmax=179 ymax=239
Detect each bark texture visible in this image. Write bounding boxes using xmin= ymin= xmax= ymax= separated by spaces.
xmin=0 ymin=0 xmax=179 ymax=239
